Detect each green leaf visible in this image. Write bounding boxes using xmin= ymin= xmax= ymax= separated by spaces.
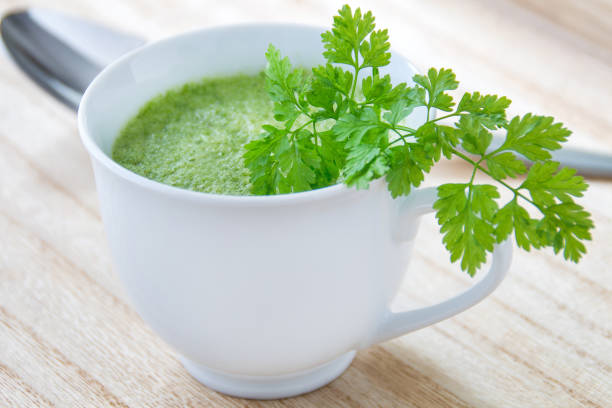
xmin=249 ymin=6 xmax=594 ymax=277
xmin=434 ymin=184 xmax=468 ymax=225
xmin=500 ymin=114 xmax=571 ymax=161
xmin=486 ymin=152 xmax=527 ymax=179
xmin=415 ymin=123 xmax=458 ymax=161
xmin=317 ymin=130 xmax=346 ymax=185
xmin=362 ymin=70 xmax=404 ymax=107
xmin=273 ymin=100 xmax=301 ymax=125
xmin=306 ymin=64 xmax=353 ymax=120
xmin=321 ymin=5 xmax=375 ymax=66
xmin=385 ymin=144 xmax=433 ymax=198
xmin=265 ymin=45 xmax=301 ymax=103
xmin=493 ymin=198 xmax=541 ymax=249
xmin=294 ymin=129 xmax=322 ymax=170
xmin=283 ymin=151 xmax=317 ymax=193
xmin=538 ymin=202 xmax=593 ymax=262
xmin=383 ymin=99 xmax=412 ymax=127
xmin=457 ymin=92 xmax=511 ymax=129
xmin=435 ymin=184 xmax=499 ymax=276
xmin=521 ymin=161 xmax=588 ymax=206
xmin=243 ymin=126 xmax=287 ymax=195
xmin=405 ymin=85 xmax=428 ymax=108
xmin=312 ymin=64 xmax=353 ymax=96
xmin=382 ymin=87 xmax=426 ymax=126
xmin=456 ymin=115 xmax=493 ymax=156
xmin=359 ymin=29 xmax=391 ymax=68
xmin=321 ymin=32 xmax=353 ymax=66
xmin=471 ymin=184 xmax=500 ymax=219
xmin=343 ymin=143 xmax=389 ymax=189
xmin=413 ymin=68 xmax=459 ymax=111
xmin=333 ymin=107 xmax=385 ymax=148
xmin=263 ymin=44 xmax=311 ymax=129
xmin=243 ymin=125 xmax=321 ymax=194
xmin=264 ymin=45 xmax=292 ymax=92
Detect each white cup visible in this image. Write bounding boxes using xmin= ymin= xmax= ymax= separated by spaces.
xmin=78 ymin=24 xmax=512 ymax=399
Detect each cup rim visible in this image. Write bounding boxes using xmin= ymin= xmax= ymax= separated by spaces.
xmin=78 ymin=22 xmax=417 ymax=206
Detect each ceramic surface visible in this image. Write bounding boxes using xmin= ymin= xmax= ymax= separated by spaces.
xmin=78 ymin=24 xmax=512 ymax=399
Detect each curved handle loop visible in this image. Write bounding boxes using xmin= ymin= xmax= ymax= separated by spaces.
xmin=365 ymin=187 xmax=513 ymax=347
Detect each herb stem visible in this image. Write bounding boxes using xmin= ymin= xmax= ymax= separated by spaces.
xmin=449 ymin=147 xmax=544 ymax=214
xmin=390 ymin=128 xmax=408 ymax=144
xmin=482 ymin=143 xmax=508 ymax=160
xmin=313 ymin=121 xmax=322 ymax=158
xmin=394 ymin=125 xmax=416 ymax=134
xmin=290 ymin=119 xmax=314 ymax=134
xmin=349 ymin=47 xmax=360 ymax=100
xmin=468 ymin=159 xmax=480 ymax=185
xmin=430 ymin=112 xmax=459 ymax=123
xmin=350 ymin=72 xmax=359 ymax=100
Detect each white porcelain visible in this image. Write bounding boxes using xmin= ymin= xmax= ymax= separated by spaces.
xmin=78 ymin=24 xmax=513 ymax=399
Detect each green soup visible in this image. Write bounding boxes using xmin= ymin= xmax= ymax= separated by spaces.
xmin=112 ymin=73 xmax=274 ymax=195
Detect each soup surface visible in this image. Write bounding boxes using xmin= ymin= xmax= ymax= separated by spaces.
xmin=112 ymin=73 xmax=273 ymax=195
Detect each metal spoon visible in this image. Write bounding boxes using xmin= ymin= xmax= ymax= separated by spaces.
xmin=2 ymin=8 xmax=611 ymax=178
xmin=0 ymin=8 xmax=143 ymax=109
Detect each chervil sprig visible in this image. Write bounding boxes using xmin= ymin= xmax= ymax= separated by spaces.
xmin=243 ymin=4 xmax=594 ymax=275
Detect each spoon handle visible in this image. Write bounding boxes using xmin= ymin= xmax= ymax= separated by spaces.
xmin=1 ymin=8 xmax=144 ymax=110
xmin=529 ymin=141 xmax=612 ymax=179
xmin=485 ymin=135 xmax=612 ymax=179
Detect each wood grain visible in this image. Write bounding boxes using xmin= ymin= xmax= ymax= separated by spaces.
xmin=0 ymin=0 xmax=610 ymax=406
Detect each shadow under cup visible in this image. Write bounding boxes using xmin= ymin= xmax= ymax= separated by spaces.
xmin=77 ymin=24 xmax=436 ymax=399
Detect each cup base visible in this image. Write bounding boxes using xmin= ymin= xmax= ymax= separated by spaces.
xmin=180 ymin=350 xmax=356 ymax=399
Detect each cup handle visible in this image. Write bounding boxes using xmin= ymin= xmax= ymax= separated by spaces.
xmin=364 ymin=187 xmax=513 ymax=347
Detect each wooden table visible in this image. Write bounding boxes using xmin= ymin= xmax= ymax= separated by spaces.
xmin=1 ymin=0 xmax=610 ymax=406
